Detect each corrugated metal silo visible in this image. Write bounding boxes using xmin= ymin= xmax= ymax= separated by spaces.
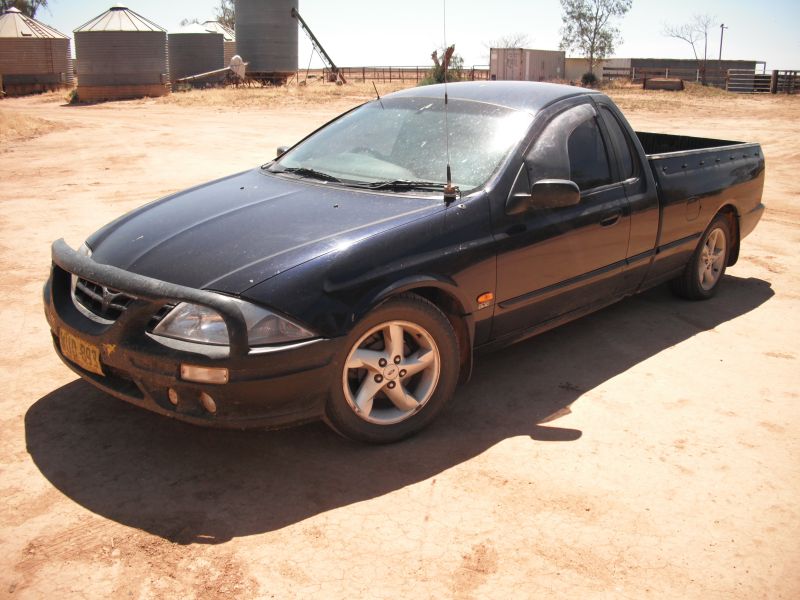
xmin=235 ymin=0 xmax=298 ymax=80
xmin=168 ymin=24 xmax=224 ymax=80
xmin=0 ymin=7 xmax=73 ymax=97
xmin=74 ymin=5 xmax=169 ymax=102
xmin=202 ymin=20 xmax=237 ymax=66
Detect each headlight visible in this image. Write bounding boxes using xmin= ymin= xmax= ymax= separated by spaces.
xmin=152 ymin=300 xmax=314 ymax=346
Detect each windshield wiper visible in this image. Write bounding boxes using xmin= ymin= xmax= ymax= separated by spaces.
xmin=273 ymin=166 xmax=342 ymax=183
xmin=362 ymin=179 xmax=458 ymax=194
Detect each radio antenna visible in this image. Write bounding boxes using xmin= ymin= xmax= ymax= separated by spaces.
xmin=372 ymin=81 xmax=384 ymax=109
xmin=442 ymin=0 xmax=458 ymax=202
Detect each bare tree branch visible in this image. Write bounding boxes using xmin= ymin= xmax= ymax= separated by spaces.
xmin=214 ymin=0 xmax=235 ymax=30
xmin=485 ymin=32 xmax=531 ymax=50
xmin=663 ymin=14 xmax=716 ymax=84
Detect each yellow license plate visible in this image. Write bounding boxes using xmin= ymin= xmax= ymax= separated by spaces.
xmin=60 ymin=329 xmax=104 ymax=376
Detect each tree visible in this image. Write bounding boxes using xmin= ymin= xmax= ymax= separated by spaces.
xmin=0 ymin=0 xmax=48 ymax=18
xmin=179 ymin=17 xmax=201 ymax=27
xmin=663 ymin=14 xmax=715 ymax=85
xmin=486 ymin=32 xmax=531 ymax=49
xmin=214 ymin=0 xmax=235 ymax=30
xmin=420 ymin=45 xmax=464 ymax=86
xmin=558 ymin=0 xmax=632 ymax=75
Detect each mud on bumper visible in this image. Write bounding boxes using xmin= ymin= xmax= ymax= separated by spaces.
xmin=44 ymin=240 xmax=342 ymax=429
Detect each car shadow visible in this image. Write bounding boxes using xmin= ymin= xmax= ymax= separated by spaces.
xmin=25 ymin=276 xmax=773 ymax=544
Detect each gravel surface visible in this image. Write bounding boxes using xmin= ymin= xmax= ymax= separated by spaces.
xmin=1 ymin=86 xmax=798 ymax=599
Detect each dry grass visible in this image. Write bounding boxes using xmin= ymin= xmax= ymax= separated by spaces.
xmin=0 ymin=109 xmax=64 ymax=147
xmin=154 ymin=78 xmax=800 ymax=117
xmin=603 ymin=80 xmax=799 ymax=115
xmin=156 ymin=80 xmax=414 ymax=109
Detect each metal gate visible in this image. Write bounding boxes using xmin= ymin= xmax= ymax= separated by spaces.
xmin=727 ymin=69 xmax=798 ymax=94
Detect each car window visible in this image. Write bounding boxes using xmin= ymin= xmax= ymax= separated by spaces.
xmin=525 ymin=103 xmax=613 ymax=194
xmin=566 ymin=118 xmax=613 ymax=190
xmin=599 ymin=106 xmax=636 ymax=181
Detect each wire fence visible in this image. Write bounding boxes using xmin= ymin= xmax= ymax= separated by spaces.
xmin=296 ymin=66 xmax=490 ymax=84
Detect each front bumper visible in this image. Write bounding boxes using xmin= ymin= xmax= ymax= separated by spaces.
xmin=44 ymin=240 xmax=343 ymax=429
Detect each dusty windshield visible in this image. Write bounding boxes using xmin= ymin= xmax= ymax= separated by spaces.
xmin=269 ymin=96 xmax=533 ymax=194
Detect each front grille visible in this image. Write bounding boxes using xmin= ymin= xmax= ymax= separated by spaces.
xmin=73 ymin=277 xmax=135 ymax=322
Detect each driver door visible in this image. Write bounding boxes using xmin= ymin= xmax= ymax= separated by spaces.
xmin=491 ymin=101 xmax=631 ymax=339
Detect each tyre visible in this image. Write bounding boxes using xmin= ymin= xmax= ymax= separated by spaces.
xmin=671 ymin=213 xmax=732 ymax=300
xmin=324 ymin=294 xmax=460 ymax=443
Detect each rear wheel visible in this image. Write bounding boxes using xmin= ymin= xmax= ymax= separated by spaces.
xmin=671 ymin=213 xmax=731 ymax=300
xmin=325 ymin=295 xmax=460 ymax=443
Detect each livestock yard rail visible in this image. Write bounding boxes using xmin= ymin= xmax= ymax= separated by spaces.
xmin=726 ymin=70 xmax=798 ymax=94
xmin=604 ymin=66 xmax=798 ymax=94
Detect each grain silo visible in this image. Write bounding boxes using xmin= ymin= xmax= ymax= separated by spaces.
xmin=168 ymin=24 xmax=224 ymax=80
xmin=0 ymin=7 xmax=73 ymax=97
xmin=202 ymin=21 xmax=237 ymax=66
xmin=235 ymin=0 xmax=298 ymax=81
xmin=74 ymin=5 xmax=169 ymax=102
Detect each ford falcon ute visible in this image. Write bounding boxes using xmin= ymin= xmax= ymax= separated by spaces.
xmin=44 ymin=81 xmax=765 ymax=443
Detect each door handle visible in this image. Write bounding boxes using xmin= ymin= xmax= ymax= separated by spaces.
xmin=600 ymin=211 xmax=622 ymax=227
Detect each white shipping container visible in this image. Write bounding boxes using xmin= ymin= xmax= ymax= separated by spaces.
xmin=489 ymin=47 xmax=565 ymax=82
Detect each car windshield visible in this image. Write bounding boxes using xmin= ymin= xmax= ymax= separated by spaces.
xmin=268 ymin=96 xmax=534 ymax=194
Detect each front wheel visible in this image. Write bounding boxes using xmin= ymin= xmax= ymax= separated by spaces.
xmin=671 ymin=214 xmax=732 ymax=300
xmin=324 ymin=295 xmax=460 ymax=443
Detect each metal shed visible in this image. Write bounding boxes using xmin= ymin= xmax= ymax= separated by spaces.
xmin=168 ymin=24 xmax=224 ymax=80
xmin=0 ymin=7 xmax=73 ymax=97
xmin=235 ymin=0 xmax=298 ymax=81
xmin=489 ymin=48 xmax=565 ymax=82
xmin=74 ymin=5 xmax=169 ymax=102
xmin=202 ymin=20 xmax=237 ymax=66
xmin=565 ymin=57 xmax=631 ymax=82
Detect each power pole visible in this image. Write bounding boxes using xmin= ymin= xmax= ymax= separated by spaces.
xmin=719 ymin=24 xmax=728 ymax=62
xmin=718 ymin=23 xmax=728 ymax=86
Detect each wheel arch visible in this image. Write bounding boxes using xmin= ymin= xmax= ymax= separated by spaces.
xmin=355 ymin=276 xmax=475 ymax=384
xmin=716 ymin=204 xmax=740 ymax=266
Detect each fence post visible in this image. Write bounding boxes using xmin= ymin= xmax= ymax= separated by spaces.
xmin=665 ymin=68 xmax=669 ymax=78
xmin=770 ymin=70 xmax=779 ymax=94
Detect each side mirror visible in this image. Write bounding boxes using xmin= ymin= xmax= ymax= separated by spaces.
xmin=505 ymin=179 xmax=581 ymax=215
xmin=531 ymin=179 xmax=580 ymax=209
xmin=276 ymin=145 xmax=289 ymax=157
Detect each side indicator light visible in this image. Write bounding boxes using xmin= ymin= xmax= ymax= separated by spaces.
xmin=477 ymin=292 xmax=495 ymax=310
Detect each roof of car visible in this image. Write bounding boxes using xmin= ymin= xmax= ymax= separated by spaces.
xmin=386 ymin=81 xmax=599 ymax=113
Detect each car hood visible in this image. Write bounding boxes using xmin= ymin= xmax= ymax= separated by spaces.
xmin=87 ymin=169 xmax=443 ymax=294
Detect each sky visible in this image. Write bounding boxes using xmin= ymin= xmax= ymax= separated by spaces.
xmin=32 ymin=0 xmax=800 ymax=70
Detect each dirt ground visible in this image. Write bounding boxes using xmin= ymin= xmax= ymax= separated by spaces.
xmin=1 ymin=83 xmax=798 ymax=599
